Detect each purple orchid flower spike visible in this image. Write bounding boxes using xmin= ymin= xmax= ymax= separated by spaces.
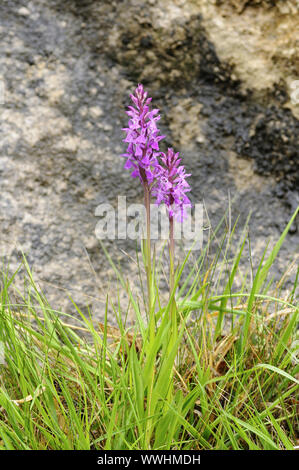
xmin=122 ymin=84 xmax=165 ymax=185
xmin=153 ymin=148 xmax=192 ymax=222
xmin=122 ymin=84 xmax=165 ymax=316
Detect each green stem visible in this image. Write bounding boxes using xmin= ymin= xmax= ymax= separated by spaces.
xmin=169 ymin=216 xmax=176 ymax=333
xmin=164 ymin=215 xmax=177 ymax=409
xmin=143 ymin=182 xmax=154 ymax=343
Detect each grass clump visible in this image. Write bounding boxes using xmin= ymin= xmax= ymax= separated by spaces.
xmin=0 ymin=208 xmax=298 ymax=450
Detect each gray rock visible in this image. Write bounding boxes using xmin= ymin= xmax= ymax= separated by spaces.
xmin=0 ymin=0 xmax=297 ymax=324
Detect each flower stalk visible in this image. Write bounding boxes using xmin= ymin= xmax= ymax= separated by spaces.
xmin=143 ymin=179 xmax=154 ymax=341
xmin=122 ymin=84 xmax=192 ymax=447
xmin=169 ymin=214 xmax=177 ymax=342
xmin=122 ymin=86 xmax=191 ymax=343
xmin=122 ymin=84 xmax=165 ymax=328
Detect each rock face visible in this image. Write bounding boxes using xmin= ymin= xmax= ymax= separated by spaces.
xmin=0 ymin=0 xmax=298 ymax=320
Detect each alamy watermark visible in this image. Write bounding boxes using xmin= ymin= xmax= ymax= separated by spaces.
xmin=95 ymin=196 xmax=203 ymax=250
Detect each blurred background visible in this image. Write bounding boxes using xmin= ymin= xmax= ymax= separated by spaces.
xmin=0 ymin=0 xmax=298 ymax=319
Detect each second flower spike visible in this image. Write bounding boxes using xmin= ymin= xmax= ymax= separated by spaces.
xmin=153 ymin=148 xmax=192 ymax=222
